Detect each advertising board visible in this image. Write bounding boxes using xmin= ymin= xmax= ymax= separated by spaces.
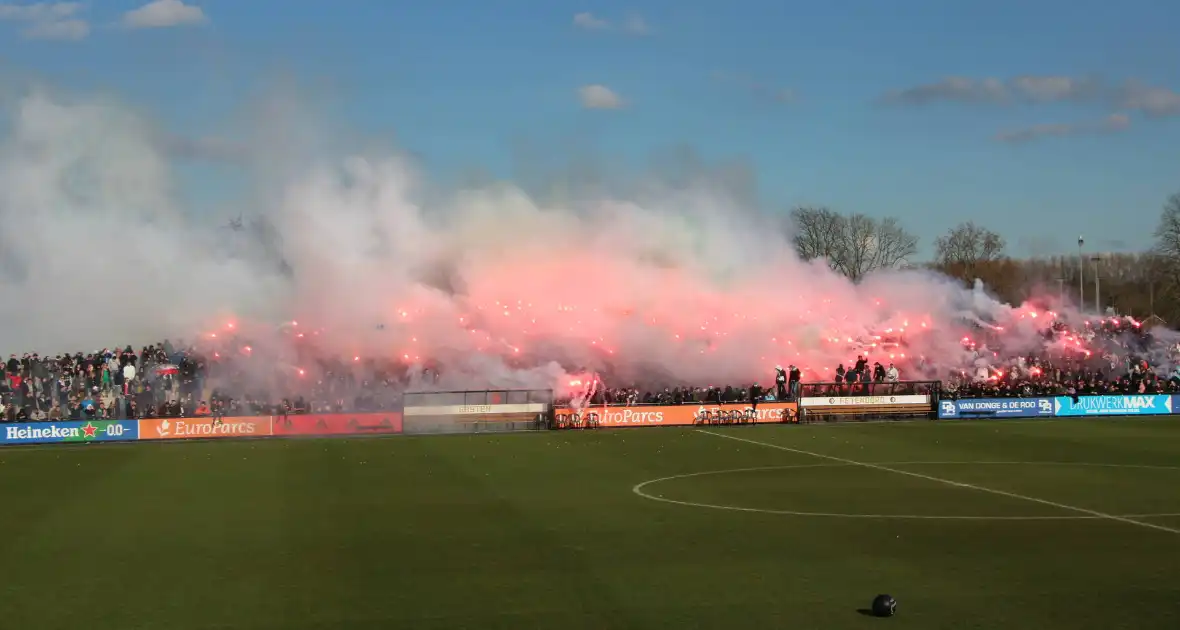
xmin=938 ymin=398 xmax=1054 ymax=419
xmin=137 ymin=416 xmax=273 ymax=440
xmin=553 ymin=402 xmax=797 ymax=428
xmin=1 ymin=420 xmax=139 ymax=446
xmin=271 ymin=412 xmax=402 ymax=436
xmin=800 ymin=394 xmax=931 ymax=408
xmin=1052 ymin=395 xmax=1174 ymax=416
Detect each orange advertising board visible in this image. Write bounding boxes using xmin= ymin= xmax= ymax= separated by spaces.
xmin=553 ymin=402 xmax=797 ymax=428
xmin=137 ymin=416 xmax=273 ymax=440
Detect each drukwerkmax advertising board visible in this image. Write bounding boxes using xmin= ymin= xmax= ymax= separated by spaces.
xmin=1 ymin=420 xmax=139 ymax=446
xmin=938 ymin=398 xmax=1054 ymax=419
xmin=1053 ymin=395 xmax=1174 ymax=416
xmin=938 ymin=394 xmax=1178 ymax=419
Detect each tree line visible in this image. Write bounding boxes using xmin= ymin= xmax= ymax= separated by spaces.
xmin=788 ymin=194 xmax=1180 ymax=325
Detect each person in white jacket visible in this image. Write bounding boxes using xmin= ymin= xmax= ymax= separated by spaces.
xmin=885 ymin=363 xmax=900 ymax=383
xmin=122 ymin=363 xmax=136 ymax=395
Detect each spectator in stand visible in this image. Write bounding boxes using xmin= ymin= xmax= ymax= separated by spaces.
xmin=122 ymin=360 xmax=136 ymax=395
xmin=788 ymin=365 xmax=801 ymax=398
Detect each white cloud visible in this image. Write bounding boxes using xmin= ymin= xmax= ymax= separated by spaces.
xmin=573 ymin=12 xmax=609 ymax=30
xmin=1118 ymin=81 xmax=1180 ymax=117
xmin=995 ymin=113 xmax=1130 ymax=144
xmin=578 ymin=84 xmax=623 ymax=109
xmin=882 ymin=75 xmax=1106 ymax=105
xmin=883 ymin=74 xmax=1180 ymax=117
xmin=1009 ymin=75 xmax=1101 ymax=102
xmin=0 ymin=2 xmax=88 ymax=41
xmin=573 ymin=11 xmax=648 ymax=35
xmin=881 ymin=76 xmax=1009 ymax=105
xmin=25 ymin=16 xmax=86 ymax=39
xmin=123 ymin=0 xmax=207 ymax=29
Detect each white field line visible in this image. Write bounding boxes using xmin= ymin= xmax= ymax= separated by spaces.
xmin=632 ymin=462 xmax=1180 ymax=520
xmin=695 ymin=429 xmax=1180 ymax=535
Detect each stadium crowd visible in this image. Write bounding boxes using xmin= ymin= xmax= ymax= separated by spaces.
xmin=568 ymin=318 xmax=1179 ymax=406
xmin=2 ymin=315 xmax=1174 ymax=420
xmin=569 ymin=360 xmax=1174 ymax=408
xmin=939 ymin=358 xmax=1178 ymax=399
xmin=942 ymin=316 xmax=1178 ymax=399
xmin=0 ymin=337 xmax=407 ymax=422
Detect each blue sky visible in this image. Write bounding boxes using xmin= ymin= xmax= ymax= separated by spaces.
xmin=2 ymin=0 xmax=1179 ymax=257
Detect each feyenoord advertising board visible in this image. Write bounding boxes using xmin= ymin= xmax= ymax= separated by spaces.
xmin=800 ymin=394 xmax=931 ymax=407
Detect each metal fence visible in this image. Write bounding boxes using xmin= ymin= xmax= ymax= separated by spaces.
xmin=402 ymin=389 xmax=553 ymax=407
xmin=401 ymin=389 xmax=553 ymax=435
xmin=798 ymin=381 xmax=941 ymax=398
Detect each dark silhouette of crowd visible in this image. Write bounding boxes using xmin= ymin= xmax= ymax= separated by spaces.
xmin=586 ymin=384 xmax=777 ymax=407
xmin=0 ymin=333 xmax=410 ymax=422
xmin=5 ymin=314 xmax=1173 ymax=421
xmin=2 ymin=343 xmax=206 ymax=422
xmin=942 ymin=316 xmax=1177 ymax=398
xmin=561 ymin=318 xmax=1178 ymax=407
xmin=940 ymin=357 xmax=1179 ymax=399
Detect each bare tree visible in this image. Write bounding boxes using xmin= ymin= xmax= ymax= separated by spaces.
xmin=789 ymin=207 xmax=918 ymax=281
xmin=968 ymin=252 xmax=1175 ymax=320
xmin=1154 ymin=194 xmax=1180 ymax=279
xmin=838 ymin=214 xmax=878 ymax=280
xmin=790 ymin=206 xmax=845 ymax=264
xmin=922 ymin=243 xmax=1179 ymax=323
xmin=851 ymin=215 xmax=919 ymax=279
xmin=1094 ymin=252 xmax=1165 ymax=318
xmin=934 ymin=221 xmax=1006 ymax=270
xmin=933 ymin=222 xmax=1008 ymax=296
xmin=1150 ymin=193 xmax=1180 ymax=320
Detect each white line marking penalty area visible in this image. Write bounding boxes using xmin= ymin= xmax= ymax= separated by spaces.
xmin=695 ymin=429 xmax=1180 ymax=535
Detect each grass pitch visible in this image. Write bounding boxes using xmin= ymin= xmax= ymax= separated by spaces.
xmin=2 ymin=418 xmax=1179 ymax=629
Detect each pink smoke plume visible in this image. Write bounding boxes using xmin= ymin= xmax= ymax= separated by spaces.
xmin=0 ymin=89 xmax=1170 ymax=396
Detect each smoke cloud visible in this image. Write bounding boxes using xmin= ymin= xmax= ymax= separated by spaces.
xmin=0 ymin=88 xmax=1169 ymax=396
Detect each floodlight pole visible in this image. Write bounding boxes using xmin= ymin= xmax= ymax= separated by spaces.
xmin=1092 ymin=255 xmax=1100 ymax=314
xmin=1077 ymin=236 xmax=1085 ymax=310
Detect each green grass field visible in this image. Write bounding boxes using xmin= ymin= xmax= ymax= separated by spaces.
xmin=2 ymin=418 xmax=1179 ymax=629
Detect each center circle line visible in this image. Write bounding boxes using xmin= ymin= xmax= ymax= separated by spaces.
xmin=631 ymin=461 xmax=1180 ymax=521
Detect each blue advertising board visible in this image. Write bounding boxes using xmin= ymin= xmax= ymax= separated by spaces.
xmin=1053 ymin=395 xmax=1174 ymax=417
xmin=939 ymin=398 xmax=1054 ymax=419
xmin=0 ymin=420 xmax=139 ymax=446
